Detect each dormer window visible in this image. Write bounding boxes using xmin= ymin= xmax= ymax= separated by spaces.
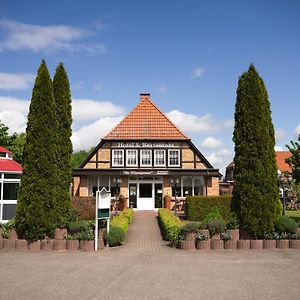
xmin=0 ymin=152 xmax=6 ymax=158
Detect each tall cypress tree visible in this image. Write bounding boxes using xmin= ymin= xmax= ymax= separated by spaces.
xmin=15 ymin=60 xmax=60 ymax=240
xmin=232 ymin=64 xmax=281 ymax=237
xmin=53 ymin=63 xmax=72 ymax=224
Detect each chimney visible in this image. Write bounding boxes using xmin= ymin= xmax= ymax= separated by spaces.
xmin=140 ymin=92 xmax=150 ymax=101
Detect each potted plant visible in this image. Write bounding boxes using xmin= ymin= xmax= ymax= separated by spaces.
xmin=276 ymin=233 xmax=290 ymax=249
xmin=208 ymin=219 xmax=226 ymax=240
xmin=263 ymin=232 xmax=276 ymax=249
xmin=54 ymin=228 xmax=68 ymax=240
xmin=289 ymin=234 xmax=300 ymax=249
xmin=79 ymin=231 xmax=95 ymax=251
xmin=222 ymin=232 xmax=237 ymax=249
xmin=118 ymin=194 xmax=126 ymax=211
xmin=195 ymin=233 xmax=210 ymax=250
xmin=163 ymin=194 xmax=172 ymax=210
xmin=66 ymin=234 xmax=79 ymax=250
xmin=177 ymin=221 xmax=202 ymax=250
xmin=226 ymin=216 xmax=240 ymax=241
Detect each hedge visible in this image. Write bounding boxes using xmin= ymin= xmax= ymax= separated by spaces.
xmin=185 ymin=196 xmax=232 ymax=222
xmin=110 ymin=208 xmax=134 ymax=234
xmin=158 ymin=208 xmax=182 ymax=247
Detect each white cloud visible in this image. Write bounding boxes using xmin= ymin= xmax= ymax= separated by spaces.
xmin=275 ymin=128 xmax=286 ymax=141
xmin=206 ymin=148 xmax=233 ymax=176
xmin=158 ymin=86 xmax=168 ymax=93
xmin=0 ymin=72 xmax=34 ymax=90
xmin=201 ymin=137 xmax=223 ymax=150
xmin=0 ymin=18 xmax=106 ymax=54
xmin=191 ymin=67 xmax=205 ymax=78
xmin=71 ymin=116 xmax=122 ymax=151
xmin=295 ymin=124 xmax=300 ymax=136
xmin=167 ymin=110 xmax=232 ymax=134
xmin=274 ymin=145 xmax=283 ymax=151
xmin=72 ymin=99 xmax=125 ymax=121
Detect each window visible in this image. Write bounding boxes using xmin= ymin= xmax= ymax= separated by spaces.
xmin=154 ymin=150 xmax=165 ymax=167
xmin=112 ymin=150 xmax=124 ymax=167
xmin=168 ymin=149 xmax=180 ymax=166
xmin=140 ymin=150 xmax=152 ymax=166
xmin=126 ymin=150 xmax=138 ymax=166
xmin=3 ymin=183 xmax=19 ymax=200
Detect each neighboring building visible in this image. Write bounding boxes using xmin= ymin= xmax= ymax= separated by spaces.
xmin=220 ymin=151 xmax=292 ymax=195
xmin=73 ymin=93 xmax=221 ymax=210
xmin=0 ymin=146 xmax=22 ymax=223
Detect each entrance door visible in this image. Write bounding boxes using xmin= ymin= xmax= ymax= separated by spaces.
xmin=137 ymin=183 xmax=154 ymax=210
xmin=129 ymin=184 xmax=137 ymax=208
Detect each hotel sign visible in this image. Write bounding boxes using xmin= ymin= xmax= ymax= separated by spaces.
xmin=122 ymin=170 xmax=169 ymax=176
xmin=114 ymin=142 xmax=179 ymax=148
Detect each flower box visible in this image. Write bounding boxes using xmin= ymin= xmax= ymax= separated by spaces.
xmin=224 ymin=240 xmax=237 ymax=250
xmin=53 ymin=239 xmax=66 ymax=250
xmin=54 ymin=228 xmax=67 ymax=240
xmin=41 ymin=239 xmax=54 ymax=250
xmin=15 ymin=239 xmax=28 ymax=250
xmin=289 ymin=240 xmax=300 ymax=249
xmin=196 ymin=240 xmax=210 ymax=250
xmin=80 ymin=240 xmax=94 ymax=251
xmin=250 ymin=240 xmax=263 ymax=250
xmin=66 ymin=240 xmax=79 ymax=251
xmin=276 ymin=240 xmax=289 ymax=249
xmin=178 ymin=240 xmax=196 ymax=250
xmin=237 ymin=240 xmax=250 ymax=249
xmin=227 ymin=229 xmax=239 ymax=241
xmin=28 ymin=240 xmax=41 ymax=251
xmin=263 ymin=240 xmax=276 ymax=249
xmin=211 ymin=239 xmax=223 ymax=250
xmin=3 ymin=239 xmax=15 ymax=250
xmin=9 ymin=229 xmax=18 ymax=240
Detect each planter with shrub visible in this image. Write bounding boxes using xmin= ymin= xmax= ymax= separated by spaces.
xmin=208 ymin=219 xmax=226 ymax=240
xmin=80 ymin=240 xmax=94 ymax=251
xmin=221 ymin=232 xmax=236 ymax=249
xmin=211 ymin=239 xmax=224 ymax=250
xmin=54 ymin=228 xmax=68 ymax=240
xmin=195 ymin=233 xmax=210 ymax=250
xmin=66 ymin=238 xmax=79 ymax=250
xmin=163 ymin=195 xmax=172 ymax=210
xmin=289 ymin=239 xmax=300 ymax=249
xmin=276 ymin=239 xmax=289 ymax=249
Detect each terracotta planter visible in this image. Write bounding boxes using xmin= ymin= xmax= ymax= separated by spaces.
xmin=15 ymin=239 xmax=28 ymax=250
xmin=196 ymin=240 xmax=210 ymax=250
xmin=178 ymin=240 xmax=196 ymax=250
xmin=28 ymin=240 xmax=41 ymax=251
xmin=53 ymin=239 xmax=66 ymax=250
xmin=263 ymin=240 xmax=276 ymax=249
xmin=54 ymin=228 xmax=67 ymax=240
xmin=227 ymin=229 xmax=239 ymax=241
xmin=66 ymin=240 xmax=79 ymax=250
xmin=237 ymin=240 xmax=250 ymax=249
xmin=276 ymin=240 xmax=289 ymax=249
xmin=198 ymin=229 xmax=209 ymax=237
xmin=41 ymin=239 xmax=54 ymax=250
xmin=211 ymin=239 xmax=224 ymax=250
xmin=211 ymin=233 xmax=221 ymax=240
xmin=3 ymin=239 xmax=15 ymax=250
xmin=224 ymin=240 xmax=237 ymax=250
xmin=289 ymin=240 xmax=300 ymax=249
xmin=9 ymin=229 xmax=18 ymax=240
xmin=80 ymin=240 xmax=94 ymax=251
xmin=163 ymin=196 xmax=171 ymax=210
xmin=250 ymin=240 xmax=263 ymax=250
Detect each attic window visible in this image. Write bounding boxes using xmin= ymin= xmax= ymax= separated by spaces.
xmin=0 ymin=152 xmax=6 ymax=158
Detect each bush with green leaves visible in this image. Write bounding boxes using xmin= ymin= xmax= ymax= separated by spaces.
xmin=181 ymin=221 xmax=204 ymax=234
xmin=221 ymin=232 xmax=232 ymax=241
xmin=185 ymin=195 xmax=232 ymax=222
xmin=208 ymin=219 xmax=226 ymax=236
xmin=104 ymin=225 xmax=125 ymax=246
xmin=203 ymin=207 xmax=223 ymax=226
xmin=275 ymin=216 xmax=298 ymax=234
xmin=226 ymin=214 xmax=239 ymax=229
xmin=121 ymin=208 xmax=134 ymax=224
xmin=195 ymin=233 xmax=209 ymax=241
xmin=66 ymin=220 xmax=93 ymax=235
xmin=158 ymin=208 xmax=182 ymax=247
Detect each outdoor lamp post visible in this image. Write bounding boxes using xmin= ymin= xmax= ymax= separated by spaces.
xmin=171 ymin=178 xmax=180 ymax=215
xmin=113 ymin=178 xmax=122 ymax=198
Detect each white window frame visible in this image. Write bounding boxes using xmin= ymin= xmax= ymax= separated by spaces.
xmin=126 ymin=149 xmax=138 ymax=167
xmin=112 ymin=149 xmax=124 ymax=167
xmin=140 ymin=149 xmax=152 ymax=167
xmin=154 ymin=149 xmax=166 ymax=167
xmin=168 ymin=149 xmax=180 ymax=167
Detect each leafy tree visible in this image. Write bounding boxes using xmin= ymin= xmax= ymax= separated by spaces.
xmin=71 ymin=148 xmax=94 ymax=169
xmin=286 ymin=134 xmax=300 ymax=184
xmin=0 ymin=120 xmax=16 ymax=148
xmin=232 ymin=64 xmax=281 ymax=237
xmin=9 ymin=133 xmax=26 ymax=164
xmin=53 ymin=63 xmax=73 ymax=222
xmin=15 ymin=60 xmax=60 ymax=240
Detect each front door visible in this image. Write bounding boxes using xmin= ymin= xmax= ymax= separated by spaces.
xmin=137 ymin=183 xmax=154 ymax=210
xmin=129 ymin=184 xmax=137 ymax=208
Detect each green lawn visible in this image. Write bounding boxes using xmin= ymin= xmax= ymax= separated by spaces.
xmin=285 ymin=210 xmax=300 ymax=218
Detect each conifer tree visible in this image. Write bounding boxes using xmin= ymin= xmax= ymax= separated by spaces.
xmin=15 ymin=60 xmax=60 ymax=240
xmin=232 ymin=64 xmax=281 ymax=237
xmin=53 ymin=63 xmax=72 ymax=223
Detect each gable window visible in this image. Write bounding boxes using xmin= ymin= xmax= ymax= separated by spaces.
xmin=112 ymin=149 xmax=124 ymax=167
xmin=140 ymin=150 xmax=152 ymax=167
xmin=154 ymin=150 xmax=166 ymax=167
xmin=126 ymin=150 xmax=138 ymax=167
xmin=168 ymin=149 xmax=180 ymax=167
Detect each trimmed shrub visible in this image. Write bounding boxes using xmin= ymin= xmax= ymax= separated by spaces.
xmin=158 ymin=208 xmax=182 ymax=247
xmin=208 ymin=219 xmax=226 ymax=236
xmin=104 ymin=225 xmax=125 ymax=247
xmin=185 ymin=196 xmax=232 ymax=222
xmin=203 ymin=207 xmax=223 ymax=226
xmin=181 ymin=221 xmax=203 ymax=234
xmin=121 ymin=208 xmax=134 ymax=224
xmin=275 ymin=216 xmax=298 ymax=234
xmin=66 ymin=220 xmax=93 ymax=234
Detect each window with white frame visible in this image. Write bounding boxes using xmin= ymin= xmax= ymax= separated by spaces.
xmin=126 ymin=150 xmax=138 ymax=166
xmin=112 ymin=149 xmax=124 ymax=167
xmin=168 ymin=149 xmax=180 ymax=166
xmin=140 ymin=149 xmax=152 ymax=166
xmin=154 ymin=149 xmax=166 ymax=167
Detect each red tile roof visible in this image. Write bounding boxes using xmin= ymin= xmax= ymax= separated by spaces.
xmin=0 ymin=146 xmax=12 ymax=154
xmin=276 ymin=151 xmax=292 ymax=173
xmin=104 ymin=94 xmax=189 ymax=140
xmin=0 ymin=159 xmax=22 ymax=172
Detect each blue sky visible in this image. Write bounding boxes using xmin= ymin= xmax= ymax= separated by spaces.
xmin=0 ymin=0 xmax=299 ymax=174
